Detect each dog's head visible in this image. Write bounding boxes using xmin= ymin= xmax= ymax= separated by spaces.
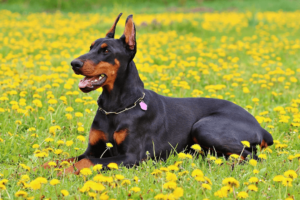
xmin=71 ymin=13 xmax=136 ymax=93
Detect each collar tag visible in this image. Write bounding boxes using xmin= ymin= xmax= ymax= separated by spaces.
xmin=139 ymin=101 xmax=147 ymax=111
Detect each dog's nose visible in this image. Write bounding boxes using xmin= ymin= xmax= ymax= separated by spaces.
xmin=71 ymin=59 xmax=83 ymax=70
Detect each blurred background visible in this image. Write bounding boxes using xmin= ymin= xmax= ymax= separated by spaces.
xmin=1 ymin=0 xmax=300 ymax=13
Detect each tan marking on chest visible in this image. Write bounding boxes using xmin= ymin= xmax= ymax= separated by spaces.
xmin=113 ymin=129 xmax=128 ymax=145
xmin=89 ymin=128 xmax=108 ymax=145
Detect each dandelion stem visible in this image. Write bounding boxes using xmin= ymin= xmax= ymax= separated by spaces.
xmin=100 ymin=148 xmax=109 ymax=159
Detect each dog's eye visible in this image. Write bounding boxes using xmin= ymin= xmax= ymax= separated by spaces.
xmin=104 ymin=49 xmax=109 ymax=54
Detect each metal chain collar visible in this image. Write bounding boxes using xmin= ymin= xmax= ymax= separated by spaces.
xmin=98 ymin=93 xmax=145 ymax=115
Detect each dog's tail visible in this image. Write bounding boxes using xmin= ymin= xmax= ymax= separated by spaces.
xmin=260 ymin=128 xmax=273 ymax=149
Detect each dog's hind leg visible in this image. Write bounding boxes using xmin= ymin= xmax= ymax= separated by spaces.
xmin=191 ymin=116 xmax=259 ymax=160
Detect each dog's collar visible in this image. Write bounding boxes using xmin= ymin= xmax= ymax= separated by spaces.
xmin=98 ymin=92 xmax=146 ymax=115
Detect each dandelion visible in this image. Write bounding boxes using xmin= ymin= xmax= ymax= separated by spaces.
xmin=80 ymin=168 xmax=92 ymax=176
xmin=191 ymin=144 xmax=201 ymax=151
xmin=241 ymin=141 xmax=250 ymax=147
xmin=202 ymin=183 xmax=212 ymax=190
xmin=282 ymin=178 xmax=293 ymax=187
xmin=77 ymin=127 xmax=85 ymax=132
xmin=77 ymin=135 xmax=85 ymax=142
xmin=284 ymin=170 xmax=297 ymax=180
xmin=248 ymin=184 xmax=258 ymax=191
xmin=107 ymin=163 xmax=118 ymax=170
xmin=115 ymin=174 xmax=125 ymax=181
xmin=61 ymin=190 xmax=69 ymax=196
xmin=106 ymin=143 xmax=113 ymax=148
xmin=93 ymin=164 xmax=103 ymax=172
xmin=130 ymin=187 xmax=141 ymax=193
xmin=32 ymin=144 xmax=39 ymax=149
xmin=222 ymin=177 xmax=240 ymax=188
xmin=163 ymin=181 xmax=177 ymax=189
xmin=237 ymin=191 xmax=249 ymax=199
xmin=50 ymin=179 xmax=60 ymax=186
xmin=15 ymin=190 xmax=28 ymax=198
xmin=66 ymin=140 xmax=73 ymax=146
xmin=167 ymin=165 xmax=179 ymax=171
xmin=258 ymin=154 xmax=267 ymax=160
xmin=273 ymin=175 xmax=285 ymax=182
xmin=249 ymin=159 xmax=257 ymax=167
xmin=192 ymin=169 xmax=204 ymax=177
xmin=121 ymin=180 xmax=131 ymax=186
xmin=173 ymin=187 xmax=184 ymax=198
xmin=249 ymin=177 xmax=259 ymax=183
xmin=213 ymin=159 xmax=222 ymax=165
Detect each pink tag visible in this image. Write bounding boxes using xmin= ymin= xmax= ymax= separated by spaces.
xmin=139 ymin=101 xmax=147 ymax=111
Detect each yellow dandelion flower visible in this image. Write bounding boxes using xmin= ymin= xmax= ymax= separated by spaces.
xmin=121 ymin=180 xmax=131 ymax=186
xmin=173 ymin=187 xmax=184 ymax=198
xmin=248 ymin=184 xmax=258 ymax=191
xmin=93 ymin=164 xmax=103 ymax=172
xmin=50 ymin=179 xmax=60 ymax=186
xmin=191 ymin=144 xmax=201 ymax=151
xmin=134 ymin=176 xmax=139 ymax=183
xmin=284 ymin=170 xmax=298 ymax=180
xmin=249 ymin=159 xmax=257 ymax=167
xmin=258 ymin=154 xmax=267 ymax=160
xmin=253 ymin=169 xmax=259 ymax=174
xmin=249 ymin=177 xmax=259 ymax=183
xmin=29 ymin=180 xmax=41 ymax=190
xmin=107 ymin=163 xmax=118 ymax=170
xmin=282 ymin=178 xmax=293 ymax=187
xmin=163 ymin=181 xmax=177 ymax=189
xmin=202 ymin=183 xmax=212 ymax=190
xmin=178 ymin=152 xmax=187 ymax=159
xmin=115 ymin=174 xmax=125 ymax=181
xmin=167 ymin=165 xmax=179 ymax=171
xmin=192 ymin=169 xmax=204 ymax=177
xmin=166 ymin=172 xmax=177 ymax=182
xmin=154 ymin=193 xmax=167 ymax=199
xmin=15 ymin=190 xmax=28 ymax=198
xmin=66 ymin=140 xmax=73 ymax=146
xmin=222 ymin=177 xmax=240 ymax=188
xmin=99 ymin=192 xmax=109 ymax=200
xmin=237 ymin=191 xmax=249 ymax=199
xmin=241 ymin=141 xmax=250 ymax=147
xmin=215 ymin=158 xmax=223 ymax=165
xmin=273 ymin=175 xmax=285 ymax=182
xmin=106 ymin=143 xmax=113 ymax=148
xmin=80 ymin=168 xmax=92 ymax=176
xmin=0 ymin=184 xmax=6 ymax=190
xmin=77 ymin=135 xmax=86 ymax=142
xmin=130 ymin=187 xmax=141 ymax=193
xmin=61 ymin=190 xmax=69 ymax=196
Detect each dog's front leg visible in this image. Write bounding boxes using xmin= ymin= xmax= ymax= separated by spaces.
xmin=63 ymin=154 xmax=138 ymax=175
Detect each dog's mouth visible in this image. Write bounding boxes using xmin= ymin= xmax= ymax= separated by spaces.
xmin=78 ymin=74 xmax=107 ymax=93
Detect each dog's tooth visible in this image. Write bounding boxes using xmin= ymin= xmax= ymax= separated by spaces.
xmin=99 ymin=77 xmax=102 ymax=80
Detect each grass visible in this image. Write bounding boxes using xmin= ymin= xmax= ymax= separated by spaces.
xmin=1 ymin=0 xmax=300 ymax=13
xmin=0 ymin=3 xmax=300 ymax=200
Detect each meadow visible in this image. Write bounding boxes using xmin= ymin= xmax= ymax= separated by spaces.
xmin=0 ymin=2 xmax=300 ymax=200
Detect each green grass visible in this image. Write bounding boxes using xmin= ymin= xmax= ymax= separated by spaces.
xmin=0 ymin=2 xmax=300 ymax=200
xmin=1 ymin=0 xmax=300 ymax=13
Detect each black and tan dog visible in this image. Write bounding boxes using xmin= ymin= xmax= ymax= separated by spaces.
xmin=54 ymin=13 xmax=273 ymax=174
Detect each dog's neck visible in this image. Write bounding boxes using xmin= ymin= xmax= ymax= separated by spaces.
xmin=98 ymin=60 xmax=144 ymax=112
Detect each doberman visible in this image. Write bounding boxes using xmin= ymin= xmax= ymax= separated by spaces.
xmin=51 ymin=13 xmax=273 ymax=174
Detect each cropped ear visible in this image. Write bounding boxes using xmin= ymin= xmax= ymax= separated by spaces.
xmin=106 ymin=13 xmax=122 ymax=38
xmin=123 ymin=15 xmax=136 ymax=50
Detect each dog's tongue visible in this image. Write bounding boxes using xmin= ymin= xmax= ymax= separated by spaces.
xmin=79 ymin=78 xmax=92 ymax=88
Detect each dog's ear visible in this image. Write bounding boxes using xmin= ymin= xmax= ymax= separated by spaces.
xmin=122 ymin=15 xmax=136 ymax=50
xmin=106 ymin=13 xmax=122 ymax=38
